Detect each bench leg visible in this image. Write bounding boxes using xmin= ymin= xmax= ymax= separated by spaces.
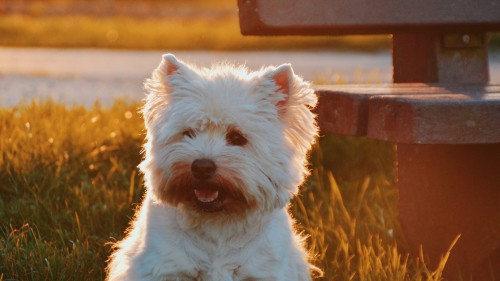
xmin=392 ymin=33 xmax=489 ymax=84
xmin=397 ymin=143 xmax=500 ymax=280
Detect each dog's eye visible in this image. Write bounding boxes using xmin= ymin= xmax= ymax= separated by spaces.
xmin=182 ymin=129 xmax=196 ymax=139
xmin=226 ymin=130 xmax=247 ymax=146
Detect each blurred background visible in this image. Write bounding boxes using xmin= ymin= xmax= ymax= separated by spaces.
xmin=0 ymin=0 xmax=394 ymax=106
xmin=0 ymin=0 xmax=392 ymax=50
xmin=1 ymin=0 xmax=499 ymax=106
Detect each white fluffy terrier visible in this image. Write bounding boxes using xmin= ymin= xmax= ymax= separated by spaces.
xmin=106 ymin=54 xmax=319 ymax=281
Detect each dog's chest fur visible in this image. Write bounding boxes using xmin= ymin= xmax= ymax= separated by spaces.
xmin=130 ymin=196 xmax=297 ymax=281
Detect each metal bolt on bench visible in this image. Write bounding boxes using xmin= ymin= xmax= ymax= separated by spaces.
xmin=238 ymin=0 xmax=500 ymax=280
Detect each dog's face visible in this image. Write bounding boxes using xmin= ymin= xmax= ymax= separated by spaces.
xmin=140 ymin=54 xmax=317 ymax=217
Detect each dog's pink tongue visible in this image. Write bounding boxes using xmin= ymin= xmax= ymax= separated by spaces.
xmin=194 ymin=189 xmax=219 ymax=203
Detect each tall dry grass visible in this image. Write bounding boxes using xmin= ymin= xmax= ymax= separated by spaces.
xmin=0 ymin=100 xmax=456 ymax=280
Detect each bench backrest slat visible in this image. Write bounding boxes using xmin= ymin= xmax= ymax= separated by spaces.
xmin=238 ymin=0 xmax=500 ymax=35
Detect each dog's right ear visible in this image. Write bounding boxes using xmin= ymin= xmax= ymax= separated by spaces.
xmin=159 ymin=53 xmax=181 ymax=77
xmin=145 ymin=54 xmax=190 ymax=96
xmin=143 ymin=54 xmax=190 ymax=128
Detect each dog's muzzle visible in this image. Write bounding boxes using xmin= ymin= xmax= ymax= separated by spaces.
xmin=190 ymin=158 xmax=224 ymax=212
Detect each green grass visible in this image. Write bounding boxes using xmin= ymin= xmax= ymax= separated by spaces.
xmin=0 ymin=101 xmax=143 ymax=280
xmin=0 ymin=101 xmax=453 ymax=280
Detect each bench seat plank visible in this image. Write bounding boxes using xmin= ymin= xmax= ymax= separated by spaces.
xmin=315 ymin=84 xmax=500 ymax=144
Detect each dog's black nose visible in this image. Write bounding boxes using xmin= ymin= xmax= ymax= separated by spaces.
xmin=191 ymin=158 xmax=216 ymax=180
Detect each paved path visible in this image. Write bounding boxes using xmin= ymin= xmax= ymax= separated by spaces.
xmin=1 ymin=47 xmax=499 ymax=106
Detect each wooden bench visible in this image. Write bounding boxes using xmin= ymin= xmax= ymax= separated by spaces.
xmin=238 ymin=1 xmax=500 ymax=280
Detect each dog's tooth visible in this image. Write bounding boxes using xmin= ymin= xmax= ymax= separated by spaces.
xmin=194 ymin=189 xmax=219 ymax=203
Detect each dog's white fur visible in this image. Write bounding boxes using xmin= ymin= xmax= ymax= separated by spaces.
xmin=106 ymin=54 xmax=319 ymax=281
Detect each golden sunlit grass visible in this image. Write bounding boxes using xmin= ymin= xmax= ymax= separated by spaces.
xmin=0 ymin=101 xmax=454 ymax=280
xmin=0 ymin=14 xmax=390 ymax=51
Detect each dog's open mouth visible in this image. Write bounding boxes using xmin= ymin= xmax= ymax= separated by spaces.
xmin=194 ymin=188 xmax=219 ymax=203
xmin=193 ymin=188 xmax=223 ymax=212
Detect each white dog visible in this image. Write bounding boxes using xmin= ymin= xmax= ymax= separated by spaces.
xmin=106 ymin=54 xmax=319 ymax=281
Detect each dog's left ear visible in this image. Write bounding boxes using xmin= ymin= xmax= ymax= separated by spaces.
xmin=265 ymin=64 xmax=294 ymax=115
